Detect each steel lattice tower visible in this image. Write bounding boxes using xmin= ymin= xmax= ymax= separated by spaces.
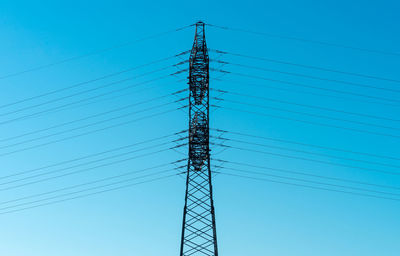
xmin=179 ymin=22 xmax=218 ymax=256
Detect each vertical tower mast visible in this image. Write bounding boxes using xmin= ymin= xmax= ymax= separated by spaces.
xmin=180 ymin=21 xmax=218 ymax=256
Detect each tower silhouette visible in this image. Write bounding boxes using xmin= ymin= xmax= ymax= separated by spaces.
xmin=179 ymin=21 xmax=218 ymax=256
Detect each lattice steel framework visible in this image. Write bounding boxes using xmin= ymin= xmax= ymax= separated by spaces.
xmin=179 ymin=22 xmax=218 ymax=256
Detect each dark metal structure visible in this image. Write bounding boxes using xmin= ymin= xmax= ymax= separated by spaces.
xmin=179 ymin=22 xmax=218 ymax=256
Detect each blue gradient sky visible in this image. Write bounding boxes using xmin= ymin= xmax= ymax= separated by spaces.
xmin=0 ymin=1 xmax=399 ymax=255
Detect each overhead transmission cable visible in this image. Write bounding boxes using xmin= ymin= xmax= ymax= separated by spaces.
xmin=0 ymin=64 xmax=180 ymax=118
xmin=0 ymin=94 xmax=186 ymax=149
xmin=210 ymin=88 xmax=400 ymax=123
xmin=0 ymin=160 xmax=185 ymax=206
xmin=211 ymin=129 xmax=400 ymax=162
xmin=212 ymin=97 xmax=400 ymax=138
xmin=210 ymin=135 xmax=400 ymax=169
xmin=211 ymin=68 xmax=400 ymax=104
xmin=0 ymin=100 xmax=182 ymax=150
xmin=211 ymin=105 xmax=400 ymax=139
xmin=212 ymin=159 xmax=400 ymax=191
xmin=0 ymin=130 xmax=186 ymax=180
xmin=0 ymin=72 xmax=184 ymax=126
xmin=0 ymin=89 xmax=187 ymax=143
xmin=206 ymin=24 xmax=400 ymax=57
xmin=213 ymin=95 xmax=400 ymax=131
xmin=0 ymin=141 xmax=187 ymax=191
xmin=214 ymin=165 xmax=400 ymax=197
xmin=209 ymin=49 xmax=400 ymax=84
xmin=0 ymin=105 xmax=186 ymax=158
xmin=210 ymin=142 xmax=400 ymax=175
xmin=213 ymin=77 xmax=399 ymax=107
xmin=0 ymin=173 xmax=179 ymax=215
xmin=0 ymin=51 xmax=189 ymax=110
xmin=217 ymin=172 xmax=400 ymax=202
xmin=0 ymin=24 xmax=193 ymax=80
xmin=216 ymin=60 xmax=400 ymax=93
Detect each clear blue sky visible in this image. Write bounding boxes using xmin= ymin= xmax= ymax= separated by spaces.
xmin=0 ymin=0 xmax=399 ymax=255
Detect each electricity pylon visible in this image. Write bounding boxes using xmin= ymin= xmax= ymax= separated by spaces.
xmin=179 ymin=21 xmax=218 ymax=256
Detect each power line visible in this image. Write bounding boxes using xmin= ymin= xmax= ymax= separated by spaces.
xmin=212 ymin=105 xmax=400 ymax=139
xmin=0 ymin=173 xmax=179 ymax=215
xmin=0 ymin=25 xmax=193 ymax=80
xmin=211 ymin=129 xmax=400 ymax=162
xmin=219 ymin=61 xmax=400 ymax=93
xmin=211 ymin=143 xmax=400 ymax=175
xmin=0 ymin=142 xmax=187 ymax=191
xmin=0 ymin=65 xmax=178 ymax=118
xmin=0 ymin=74 xmax=178 ymax=126
xmin=216 ymin=166 xmax=400 ymax=197
xmin=0 ymin=169 xmax=182 ymax=212
xmin=0 ymin=161 xmax=182 ymax=205
xmin=207 ymin=25 xmax=400 ymax=57
xmin=211 ymin=136 xmax=400 ymax=169
xmin=0 ymin=51 xmax=189 ymax=110
xmin=211 ymin=88 xmax=400 ymax=123
xmin=0 ymin=89 xmax=187 ymax=143
xmin=213 ymin=97 xmax=400 ymax=138
xmin=0 ymin=98 xmax=186 ymax=150
xmin=0 ymin=107 xmax=184 ymax=158
xmin=11 ymin=78 xmax=184 ymax=125
xmin=217 ymin=172 xmax=400 ymax=202
xmin=215 ymin=94 xmax=400 ymax=131
xmin=213 ymin=69 xmax=400 ymax=104
xmin=0 ymin=131 xmax=186 ymax=180
xmin=210 ymin=49 xmax=400 ymax=84
xmin=0 ymin=140 xmax=176 ymax=186
xmin=212 ymin=159 xmax=400 ymax=191
xmin=213 ymin=78 xmax=398 ymax=107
